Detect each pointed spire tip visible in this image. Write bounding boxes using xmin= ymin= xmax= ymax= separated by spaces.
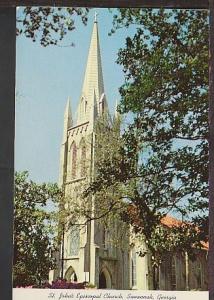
xmin=94 ymin=11 xmax=98 ymax=23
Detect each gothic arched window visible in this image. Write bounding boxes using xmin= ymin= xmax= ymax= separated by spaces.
xmin=71 ymin=143 xmax=77 ymax=178
xmin=69 ymin=225 xmax=80 ymax=256
xmin=81 ymin=143 xmax=86 ymax=177
xmin=65 ymin=266 xmax=78 ymax=282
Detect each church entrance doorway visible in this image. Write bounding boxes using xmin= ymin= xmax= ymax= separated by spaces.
xmin=99 ymin=268 xmax=112 ymax=289
xmin=99 ymin=272 xmax=107 ymax=288
xmin=65 ymin=266 xmax=78 ymax=282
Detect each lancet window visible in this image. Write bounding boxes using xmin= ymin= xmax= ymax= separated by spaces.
xmin=71 ymin=143 xmax=77 ymax=178
xmin=69 ymin=225 xmax=80 ymax=256
xmin=81 ymin=142 xmax=86 ymax=177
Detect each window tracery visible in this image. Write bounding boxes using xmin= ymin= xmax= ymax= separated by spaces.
xmin=81 ymin=143 xmax=86 ymax=177
xmin=69 ymin=225 xmax=80 ymax=256
xmin=71 ymin=143 xmax=77 ymax=178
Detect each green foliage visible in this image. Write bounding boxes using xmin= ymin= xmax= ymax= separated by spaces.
xmin=62 ymin=114 xmax=127 ymax=228
xmin=116 ymin=8 xmax=208 ymax=221
xmin=85 ymin=9 xmax=209 ymax=262
xmin=16 ymin=7 xmax=209 ymax=269
xmin=85 ymin=282 xmax=96 ymax=288
xmin=13 ymin=171 xmax=61 ymax=287
xmin=16 ymin=7 xmax=89 ymax=46
xmin=84 ymin=114 xmax=128 ymax=220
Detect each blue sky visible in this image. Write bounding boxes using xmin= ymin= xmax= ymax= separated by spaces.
xmin=15 ymin=8 xmax=135 ymax=183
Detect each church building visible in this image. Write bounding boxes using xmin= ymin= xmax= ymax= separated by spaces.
xmin=54 ymin=17 xmax=130 ymax=289
xmin=52 ymin=18 xmax=208 ymax=291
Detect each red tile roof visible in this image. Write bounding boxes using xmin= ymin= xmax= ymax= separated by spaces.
xmin=161 ymin=215 xmax=209 ymax=250
xmin=127 ymin=205 xmax=209 ymax=250
xmin=161 ymin=215 xmax=183 ymax=227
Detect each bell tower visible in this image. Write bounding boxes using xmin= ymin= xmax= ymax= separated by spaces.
xmin=56 ymin=17 xmax=129 ymax=289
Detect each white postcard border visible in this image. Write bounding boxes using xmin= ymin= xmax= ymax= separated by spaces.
xmin=13 ymin=288 xmax=208 ymax=300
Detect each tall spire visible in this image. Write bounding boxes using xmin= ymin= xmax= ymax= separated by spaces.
xmin=94 ymin=11 xmax=98 ymax=23
xmin=76 ymin=18 xmax=107 ymax=125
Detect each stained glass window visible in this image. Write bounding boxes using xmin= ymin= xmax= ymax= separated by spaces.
xmin=71 ymin=143 xmax=77 ymax=178
xmin=69 ymin=226 xmax=80 ymax=256
xmin=81 ymin=144 xmax=86 ymax=177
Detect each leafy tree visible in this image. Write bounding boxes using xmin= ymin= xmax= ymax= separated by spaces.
xmin=83 ymin=8 xmax=209 ymax=271
xmin=60 ymin=113 xmax=125 ymax=225
xmin=15 ymin=7 xmax=209 ymax=287
xmin=13 ymin=171 xmax=61 ymax=287
xmin=16 ymin=7 xmax=89 ymax=46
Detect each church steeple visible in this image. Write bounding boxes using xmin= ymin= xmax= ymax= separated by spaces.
xmin=76 ymin=18 xmax=107 ymax=125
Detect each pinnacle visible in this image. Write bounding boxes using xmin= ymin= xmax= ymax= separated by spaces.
xmin=76 ymin=19 xmax=108 ymax=125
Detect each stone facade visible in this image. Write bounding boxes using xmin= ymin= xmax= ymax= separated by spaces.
xmin=54 ymin=19 xmax=130 ymax=289
xmin=52 ymin=19 xmax=208 ymax=291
